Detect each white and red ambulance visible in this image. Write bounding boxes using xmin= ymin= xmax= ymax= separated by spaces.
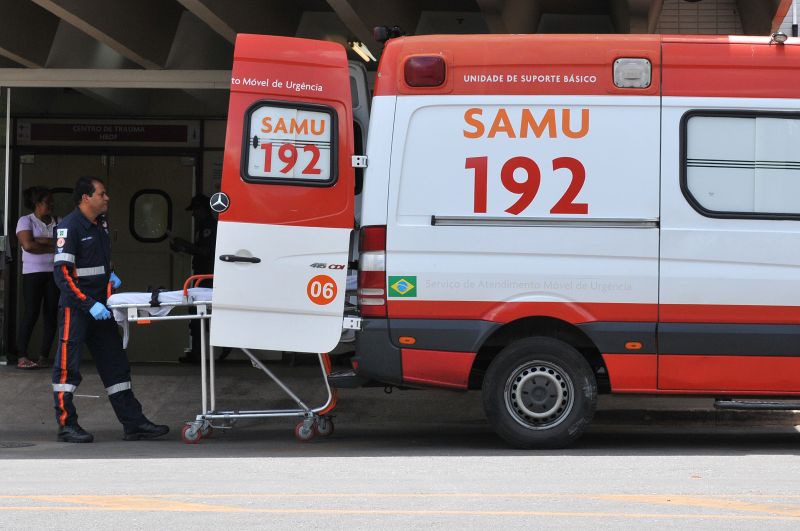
xmin=211 ymin=33 xmax=800 ymax=448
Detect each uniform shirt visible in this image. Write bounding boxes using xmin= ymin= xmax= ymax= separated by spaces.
xmin=15 ymin=213 xmax=58 ymax=274
xmin=53 ymin=208 xmax=112 ymax=312
xmin=193 ymin=217 xmax=217 ymax=274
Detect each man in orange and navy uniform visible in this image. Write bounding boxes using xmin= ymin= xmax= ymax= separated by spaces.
xmin=52 ymin=176 xmax=169 ymax=443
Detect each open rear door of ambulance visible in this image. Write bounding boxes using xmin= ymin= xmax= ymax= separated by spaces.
xmin=211 ymin=35 xmax=354 ymax=353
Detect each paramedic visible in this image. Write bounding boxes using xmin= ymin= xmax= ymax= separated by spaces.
xmin=170 ymin=194 xmax=222 ymax=363
xmin=170 ymin=194 xmax=216 ymax=275
xmin=52 ymin=176 xmax=169 ymax=443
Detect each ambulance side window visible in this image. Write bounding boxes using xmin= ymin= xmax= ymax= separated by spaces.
xmin=130 ymin=190 xmax=171 ymax=242
xmin=241 ymin=101 xmax=337 ymax=187
xmin=682 ymin=112 xmax=800 ymax=219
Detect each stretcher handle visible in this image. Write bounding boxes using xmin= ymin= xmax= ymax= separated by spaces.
xmin=182 ymin=274 xmax=214 ymax=296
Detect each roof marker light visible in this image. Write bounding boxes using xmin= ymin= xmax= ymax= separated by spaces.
xmin=404 ymin=56 xmax=446 ymax=87
xmin=613 ymin=58 xmax=651 ymax=89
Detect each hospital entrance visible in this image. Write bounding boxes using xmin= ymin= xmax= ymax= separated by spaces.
xmin=14 ymin=150 xmax=198 ymax=363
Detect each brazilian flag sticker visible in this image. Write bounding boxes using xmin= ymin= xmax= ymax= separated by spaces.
xmin=388 ymin=276 xmax=417 ymax=298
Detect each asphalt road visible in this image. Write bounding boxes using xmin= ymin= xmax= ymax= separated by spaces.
xmin=3 ymin=436 xmax=800 ymax=530
xmin=2 ymin=362 xmax=800 ymax=529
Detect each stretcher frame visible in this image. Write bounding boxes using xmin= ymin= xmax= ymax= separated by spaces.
xmin=107 ymin=274 xmax=338 ymax=443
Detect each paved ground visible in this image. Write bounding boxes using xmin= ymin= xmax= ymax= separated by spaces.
xmin=4 ymin=451 xmax=800 ymax=530
xmin=2 ymin=360 xmax=800 ymax=529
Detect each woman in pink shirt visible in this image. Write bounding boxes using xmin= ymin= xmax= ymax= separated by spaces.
xmin=15 ymin=186 xmax=59 ymax=369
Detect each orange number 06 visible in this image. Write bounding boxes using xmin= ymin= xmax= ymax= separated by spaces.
xmin=307 ymin=275 xmax=337 ymax=305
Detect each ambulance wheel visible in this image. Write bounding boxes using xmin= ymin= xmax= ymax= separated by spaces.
xmin=181 ymin=424 xmax=202 ymax=444
xmin=294 ymin=422 xmax=316 ymax=442
xmin=482 ymin=337 xmax=596 ymax=449
xmin=315 ymin=417 xmax=334 ymax=437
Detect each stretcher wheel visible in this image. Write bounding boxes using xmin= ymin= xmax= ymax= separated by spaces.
xmin=315 ymin=417 xmax=334 ymax=437
xmin=181 ymin=424 xmax=202 ymax=444
xmin=294 ymin=422 xmax=316 ymax=442
xmin=199 ymin=424 xmax=213 ymax=439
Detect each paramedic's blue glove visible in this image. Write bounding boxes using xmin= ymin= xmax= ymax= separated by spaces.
xmin=109 ymin=271 xmax=122 ymax=289
xmin=90 ymin=302 xmax=112 ymax=320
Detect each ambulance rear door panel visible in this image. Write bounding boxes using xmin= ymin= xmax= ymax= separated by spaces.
xmin=211 ymin=35 xmax=354 ymax=353
xmin=658 ymin=38 xmax=800 ymax=393
xmin=383 ymin=36 xmax=662 ymax=390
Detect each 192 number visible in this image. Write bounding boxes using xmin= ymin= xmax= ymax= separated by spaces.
xmin=261 ymin=143 xmax=321 ymax=175
xmin=465 ymin=156 xmax=588 ymax=215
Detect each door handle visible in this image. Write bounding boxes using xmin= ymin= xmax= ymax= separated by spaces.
xmin=219 ymin=254 xmax=261 ymax=264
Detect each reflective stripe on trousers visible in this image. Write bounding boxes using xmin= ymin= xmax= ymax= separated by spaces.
xmin=52 ymin=383 xmax=77 ymax=393
xmin=106 ymin=381 xmax=131 ymax=395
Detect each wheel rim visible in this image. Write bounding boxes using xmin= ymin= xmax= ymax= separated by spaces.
xmin=296 ymin=423 xmax=314 ymax=440
xmin=503 ymin=360 xmax=574 ymax=430
xmin=317 ymin=418 xmax=333 ymax=436
xmin=182 ymin=425 xmax=200 ymax=442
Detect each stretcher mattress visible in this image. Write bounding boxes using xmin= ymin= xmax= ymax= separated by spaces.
xmin=107 ymin=288 xmax=213 ymax=348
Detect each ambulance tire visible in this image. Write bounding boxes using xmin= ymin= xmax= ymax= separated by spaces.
xmin=482 ymin=337 xmax=597 ymax=449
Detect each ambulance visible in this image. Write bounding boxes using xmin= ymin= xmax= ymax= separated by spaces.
xmin=210 ymin=33 xmax=800 ymax=448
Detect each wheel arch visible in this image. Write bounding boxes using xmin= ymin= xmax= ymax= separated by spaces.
xmin=468 ymin=316 xmax=609 ymax=392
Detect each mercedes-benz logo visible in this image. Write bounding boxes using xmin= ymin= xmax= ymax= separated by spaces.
xmin=209 ymin=192 xmax=230 ymax=213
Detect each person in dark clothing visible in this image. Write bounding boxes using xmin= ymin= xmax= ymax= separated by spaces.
xmin=52 ymin=176 xmax=169 ymax=443
xmin=169 ymin=194 xmax=216 ymax=276
xmin=15 ymin=186 xmax=59 ymax=369
xmin=170 ymin=194 xmax=229 ymax=363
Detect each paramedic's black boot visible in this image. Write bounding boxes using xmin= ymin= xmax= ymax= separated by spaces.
xmin=57 ymin=424 xmax=94 ymax=443
xmin=123 ymin=420 xmax=170 ymax=441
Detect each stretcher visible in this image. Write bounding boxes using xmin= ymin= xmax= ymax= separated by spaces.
xmin=107 ymin=275 xmax=337 ymax=443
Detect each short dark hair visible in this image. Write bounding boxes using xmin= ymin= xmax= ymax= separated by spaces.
xmin=73 ymin=176 xmax=104 ymax=206
xmin=22 ymin=186 xmax=51 ymax=211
